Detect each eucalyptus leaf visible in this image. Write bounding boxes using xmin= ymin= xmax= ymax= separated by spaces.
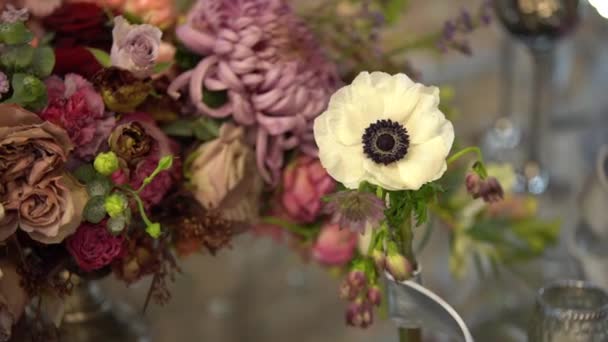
xmin=86 ymin=176 xmax=113 ymax=197
xmin=107 ymin=215 xmax=127 ymax=234
xmin=5 ymin=73 xmax=48 ymax=111
xmin=86 ymin=47 xmax=112 ymax=68
xmin=0 ymin=45 xmax=35 ymax=71
xmin=73 ymin=164 xmax=98 ymax=184
xmin=0 ymin=22 xmax=33 ymax=45
xmin=31 ymin=46 xmax=56 ymax=78
xmin=83 ymin=196 xmax=107 ymax=224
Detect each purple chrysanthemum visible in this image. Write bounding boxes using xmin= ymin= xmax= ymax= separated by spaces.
xmin=169 ymin=0 xmax=341 ymax=184
xmin=324 ymin=191 xmax=386 ymax=234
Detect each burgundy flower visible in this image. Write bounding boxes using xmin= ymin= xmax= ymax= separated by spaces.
xmin=169 ymin=0 xmax=340 ymax=184
xmin=280 ymin=155 xmax=335 ymax=223
xmin=111 ymin=113 xmax=180 ymax=207
xmin=43 ymin=2 xmax=113 ymax=50
xmin=40 ymin=74 xmax=115 ymax=160
xmin=53 ymin=47 xmax=104 ymax=80
xmin=67 ymin=221 xmax=124 ymax=272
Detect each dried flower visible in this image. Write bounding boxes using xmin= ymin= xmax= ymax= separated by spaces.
xmin=345 ymin=300 xmax=374 ymax=328
xmin=466 ymin=173 xmax=504 ymax=203
xmin=187 ymin=123 xmax=262 ymax=223
xmin=108 ymin=121 xmax=153 ymax=163
xmin=0 ymin=105 xmax=88 ymax=243
xmin=366 ymin=286 xmax=382 ymax=307
xmin=111 ymin=16 xmax=162 ymax=79
xmin=41 ymin=74 xmax=116 ymax=160
xmin=324 ymin=191 xmax=386 ymax=234
xmin=281 ymin=155 xmax=336 ymax=224
xmin=66 ymin=221 xmax=125 ymax=272
xmin=1 ymin=4 xmax=29 ymax=24
xmin=112 ymin=230 xmax=157 ymax=283
xmin=93 ymin=67 xmax=153 ymax=113
xmin=169 ymin=0 xmax=340 ymax=184
xmin=312 ymin=223 xmax=357 ymax=267
xmin=0 ymin=261 xmax=28 ymax=342
xmin=436 ymin=2 xmax=493 ymax=55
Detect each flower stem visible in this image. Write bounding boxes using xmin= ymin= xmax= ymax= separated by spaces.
xmin=399 ymin=327 xmax=422 ymax=342
xmin=397 ymin=214 xmax=422 ymax=342
xmin=260 ymin=216 xmax=316 ymax=239
xmin=447 ymin=146 xmax=483 ymax=166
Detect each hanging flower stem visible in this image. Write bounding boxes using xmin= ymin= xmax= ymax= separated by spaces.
xmin=397 ymin=213 xmax=422 ymax=342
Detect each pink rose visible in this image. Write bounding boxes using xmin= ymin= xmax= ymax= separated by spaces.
xmin=41 ymin=74 xmax=115 ymax=160
xmin=312 ymin=223 xmax=357 ymax=266
xmin=110 ymin=16 xmax=162 ymax=79
xmin=281 ymin=155 xmax=336 ymax=223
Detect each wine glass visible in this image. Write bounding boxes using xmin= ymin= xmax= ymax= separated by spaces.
xmin=494 ymin=0 xmax=581 ymax=194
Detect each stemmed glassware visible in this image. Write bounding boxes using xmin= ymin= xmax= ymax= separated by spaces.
xmin=493 ymin=0 xmax=581 ymax=194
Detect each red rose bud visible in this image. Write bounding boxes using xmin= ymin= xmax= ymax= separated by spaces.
xmin=371 ymin=249 xmax=386 ymax=272
xmin=386 ymin=253 xmax=412 ymax=282
xmin=347 ymin=270 xmax=367 ymax=289
xmin=367 ymin=286 xmax=382 ymax=307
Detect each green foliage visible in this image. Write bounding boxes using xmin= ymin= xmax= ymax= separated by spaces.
xmin=175 ymin=43 xmax=202 ymax=70
xmin=385 ymin=182 xmax=444 ymax=228
xmin=0 ymin=45 xmax=35 ymax=71
xmin=467 ymin=217 xmax=560 ymax=264
xmin=5 ymin=73 xmax=47 ymax=111
xmin=380 ymin=0 xmax=409 ymax=24
xmin=0 ymin=22 xmax=33 ymax=45
xmin=153 ymin=62 xmax=173 ymax=74
xmin=83 ymin=196 xmax=108 ymax=224
xmin=74 ymin=164 xmax=98 ymax=184
xmin=203 ymin=88 xmax=228 ymax=109
xmin=86 ymin=48 xmax=112 ymax=68
xmin=162 ymin=117 xmax=221 ymax=141
xmin=31 ymin=47 xmax=55 ymax=78
xmin=86 ymin=175 xmax=113 ymax=197
xmin=107 ymin=215 xmax=128 ymax=234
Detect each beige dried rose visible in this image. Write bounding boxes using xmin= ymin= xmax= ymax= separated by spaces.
xmin=0 ymin=104 xmax=87 ymax=243
xmin=0 ymin=261 xmax=28 ymax=342
xmin=188 ymin=123 xmax=262 ymax=223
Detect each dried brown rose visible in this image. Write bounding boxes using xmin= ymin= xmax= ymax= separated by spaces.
xmin=187 ymin=123 xmax=262 ymax=223
xmin=0 ymin=105 xmax=87 ymax=243
xmin=108 ymin=121 xmax=153 ymax=163
xmin=0 ymin=104 xmax=72 ymax=186
xmin=92 ymin=67 xmax=152 ymax=113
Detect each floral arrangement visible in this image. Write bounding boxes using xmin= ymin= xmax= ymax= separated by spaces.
xmin=0 ymin=0 xmax=558 ymax=340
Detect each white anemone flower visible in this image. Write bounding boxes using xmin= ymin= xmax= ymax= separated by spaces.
xmin=314 ymin=72 xmax=454 ymax=191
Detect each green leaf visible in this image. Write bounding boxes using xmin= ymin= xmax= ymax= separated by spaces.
xmin=175 ymin=43 xmax=202 ymax=70
xmin=0 ymin=22 xmax=34 ymax=45
xmin=202 ymin=88 xmax=228 ymax=109
xmin=31 ymin=46 xmax=56 ymax=78
xmin=86 ymin=47 xmax=112 ymax=68
xmin=5 ymin=73 xmax=48 ymax=111
xmin=107 ymin=215 xmax=127 ymax=234
xmin=0 ymin=45 xmax=35 ymax=71
xmin=192 ymin=117 xmax=220 ymax=141
xmin=381 ymin=0 xmax=409 ymax=24
xmin=473 ymin=161 xmax=489 ymax=179
xmin=153 ymin=62 xmax=173 ymax=74
xmin=123 ymin=12 xmax=144 ymax=24
xmin=157 ymin=155 xmax=174 ymax=171
xmin=86 ymin=175 xmax=113 ymax=197
xmin=73 ymin=164 xmax=97 ymax=184
xmin=162 ymin=119 xmax=194 ymax=137
xmin=40 ymin=32 xmax=55 ymax=45
xmin=83 ymin=196 xmax=107 ymax=224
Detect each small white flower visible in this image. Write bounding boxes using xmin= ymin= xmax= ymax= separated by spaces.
xmin=111 ymin=16 xmax=162 ymax=79
xmin=314 ymin=71 xmax=454 ymax=191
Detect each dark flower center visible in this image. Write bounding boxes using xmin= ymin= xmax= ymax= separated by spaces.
xmin=362 ymin=119 xmax=409 ymax=165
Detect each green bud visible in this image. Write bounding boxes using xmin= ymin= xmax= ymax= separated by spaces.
xmin=107 ymin=215 xmax=127 ymax=234
xmin=386 ymin=253 xmax=412 ymax=282
xmin=371 ymin=249 xmax=386 ymax=272
xmin=94 ymin=151 xmax=120 ymax=176
xmin=104 ymin=193 xmax=128 ymax=218
xmin=146 ymin=223 xmax=162 ymax=239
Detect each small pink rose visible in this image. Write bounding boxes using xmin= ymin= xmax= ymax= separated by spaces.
xmin=312 ymin=223 xmax=357 ymax=267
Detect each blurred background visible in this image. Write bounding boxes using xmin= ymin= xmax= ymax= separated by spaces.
xmin=100 ymin=0 xmax=608 ymax=340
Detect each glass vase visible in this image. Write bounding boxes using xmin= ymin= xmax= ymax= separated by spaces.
xmin=528 ymin=280 xmax=608 ymax=342
xmin=385 ymin=268 xmax=473 ymax=342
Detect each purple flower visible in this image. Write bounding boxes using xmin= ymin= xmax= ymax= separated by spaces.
xmin=169 ymin=0 xmax=341 ymax=184
xmin=466 ymin=173 xmax=504 ymax=203
xmin=324 ymin=191 xmax=386 ymax=234
xmin=1 ymin=5 xmax=29 ymax=24
xmin=0 ymin=72 xmax=9 ymax=99
xmin=111 ymin=16 xmax=162 ymax=79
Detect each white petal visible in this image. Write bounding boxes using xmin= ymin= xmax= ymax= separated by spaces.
xmin=362 ymin=160 xmax=404 ymax=191
xmin=406 ymin=108 xmax=448 ymax=145
xmin=381 ymin=81 xmax=423 ymax=124
xmin=397 ymin=136 xmax=451 ymax=190
xmin=314 ymin=114 xmax=366 ymax=188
